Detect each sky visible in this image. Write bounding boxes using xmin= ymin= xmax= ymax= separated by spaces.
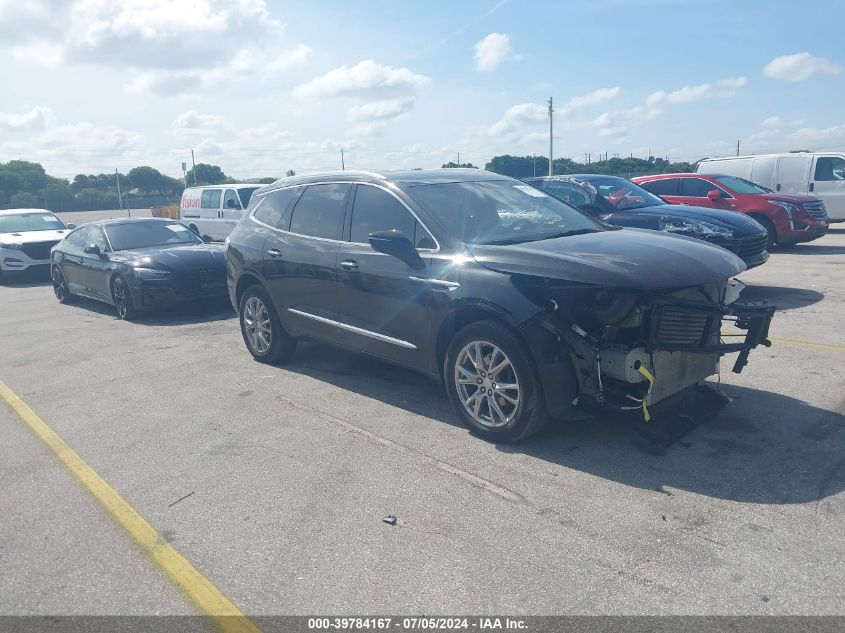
xmin=0 ymin=0 xmax=843 ymax=180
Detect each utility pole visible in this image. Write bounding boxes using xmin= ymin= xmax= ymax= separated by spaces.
xmin=190 ymin=149 xmax=197 ymax=185
xmin=547 ymin=97 xmax=554 ymax=176
xmin=115 ymin=168 xmax=123 ymax=211
xmin=457 ymin=151 xmax=460 ymax=166
xmin=341 ymin=148 xmax=345 ymax=170
xmin=533 ymin=155 xmax=537 ymax=177
xmin=736 ymin=139 xmax=740 ymax=156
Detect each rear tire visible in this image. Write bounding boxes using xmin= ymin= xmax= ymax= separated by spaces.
xmin=51 ymin=266 xmax=73 ymax=304
xmin=239 ymin=285 xmax=297 ymax=364
xmin=111 ymin=275 xmax=137 ymax=320
xmin=445 ymin=319 xmax=548 ymax=443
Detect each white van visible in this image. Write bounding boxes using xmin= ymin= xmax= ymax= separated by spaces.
xmin=697 ymin=152 xmax=845 ymax=222
xmin=179 ymin=184 xmax=260 ymax=241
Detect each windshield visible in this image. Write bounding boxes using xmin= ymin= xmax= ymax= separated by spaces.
xmin=582 ymin=177 xmax=665 ymax=210
xmin=0 ymin=212 xmax=65 ymax=233
xmin=238 ymin=187 xmax=260 ymax=208
xmin=404 ymin=180 xmax=601 ymax=245
xmin=716 ymin=176 xmax=771 ymax=194
xmin=105 ymin=221 xmax=203 ymax=251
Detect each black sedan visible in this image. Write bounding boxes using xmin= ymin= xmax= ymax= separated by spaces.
xmin=226 ymin=169 xmax=774 ymax=443
xmin=50 ymin=218 xmax=227 ymax=319
xmin=523 ymin=175 xmax=770 ymax=268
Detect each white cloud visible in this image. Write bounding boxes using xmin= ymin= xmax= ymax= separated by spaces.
xmin=760 ymin=116 xmax=784 ymax=129
xmin=763 ymin=52 xmax=842 ymax=82
xmin=473 ymin=33 xmax=511 ymax=72
xmin=598 ymin=126 xmax=627 ymax=138
xmin=790 ymin=123 xmax=845 ymax=146
xmin=560 ymin=87 xmax=621 ymax=115
xmin=477 ymin=102 xmax=547 ymax=138
xmin=1 ymin=1 xmax=310 ymax=95
xmin=347 ymin=98 xmax=416 ymax=122
xmin=0 ymin=106 xmax=54 ymax=130
xmin=293 ymin=60 xmax=430 ymax=99
xmin=646 ymin=83 xmax=713 ymax=109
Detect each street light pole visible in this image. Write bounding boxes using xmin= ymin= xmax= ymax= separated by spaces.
xmin=548 ymin=97 xmax=554 ymax=177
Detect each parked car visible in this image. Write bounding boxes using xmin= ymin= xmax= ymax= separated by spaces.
xmin=695 ymin=153 xmax=844 ymax=222
xmin=632 ymin=172 xmax=829 ymax=246
xmin=180 ymin=184 xmax=261 ymax=241
xmin=0 ymin=208 xmax=75 ymax=283
xmin=50 ymin=218 xmax=227 ymax=319
xmin=524 ymin=175 xmax=770 ymax=268
xmin=226 ymin=169 xmax=774 ymax=442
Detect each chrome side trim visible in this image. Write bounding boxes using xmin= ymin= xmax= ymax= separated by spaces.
xmin=287 ymin=308 xmax=417 ymax=350
xmin=408 ymin=276 xmax=461 ymax=290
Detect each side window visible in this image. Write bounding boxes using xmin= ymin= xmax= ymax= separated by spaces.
xmin=201 ymin=189 xmax=222 ymax=209
xmin=350 ymin=185 xmax=415 ymax=244
xmin=814 ymin=157 xmax=845 ymax=181
xmin=541 ymin=182 xmax=593 ymax=207
xmin=289 ymin=184 xmax=348 ymax=240
xmin=87 ymin=227 xmax=109 ymax=251
xmin=66 ymin=227 xmax=89 ymax=247
xmin=253 ymin=187 xmax=299 ymax=229
xmin=680 ymin=178 xmax=718 ymax=197
xmin=223 ymin=189 xmax=241 ymax=210
xmin=641 ymin=178 xmax=678 ymax=196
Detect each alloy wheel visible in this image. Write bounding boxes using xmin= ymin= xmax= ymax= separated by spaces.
xmin=52 ymin=267 xmax=66 ymax=301
xmin=113 ymin=278 xmax=127 ymax=318
xmin=243 ymin=296 xmax=272 ymax=354
xmin=454 ymin=340 xmax=520 ymax=428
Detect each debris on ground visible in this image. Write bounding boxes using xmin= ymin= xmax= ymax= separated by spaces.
xmin=382 ymin=514 xmax=398 ymax=525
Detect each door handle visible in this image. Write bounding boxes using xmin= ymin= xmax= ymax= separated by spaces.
xmin=340 ymin=259 xmax=359 ymax=270
xmin=267 ymin=249 xmax=283 ymax=258
xmin=776 ymin=184 xmax=781 ymax=191
xmin=809 ymin=182 xmax=815 ymax=192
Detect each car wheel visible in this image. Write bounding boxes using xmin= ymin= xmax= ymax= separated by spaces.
xmin=756 ymin=216 xmax=778 ymax=249
xmin=239 ymin=285 xmax=296 ymax=364
xmin=51 ymin=266 xmax=73 ymax=304
xmin=111 ymin=275 xmax=137 ymax=320
xmin=445 ymin=320 xmax=547 ymax=442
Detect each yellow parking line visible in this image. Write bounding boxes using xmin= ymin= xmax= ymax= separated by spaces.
xmin=721 ymin=333 xmax=845 ymax=351
xmin=0 ymin=380 xmax=262 ymax=633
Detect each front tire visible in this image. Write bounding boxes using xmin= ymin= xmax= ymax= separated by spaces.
xmin=239 ymin=285 xmax=296 ymax=364
xmin=756 ymin=216 xmax=778 ymax=249
xmin=445 ymin=320 xmax=548 ymax=442
xmin=111 ymin=275 xmax=137 ymax=320
xmin=51 ymin=266 xmax=73 ymax=304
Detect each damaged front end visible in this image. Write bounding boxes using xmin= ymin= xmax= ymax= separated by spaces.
xmin=539 ymin=278 xmax=774 ymax=424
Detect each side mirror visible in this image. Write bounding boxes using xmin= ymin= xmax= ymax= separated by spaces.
xmin=83 ymin=244 xmax=106 ymax=259
xmin=368 ymin=230 xmax=424 ymax=269
xmin=66 ymin=223 xmax=77 ymax=229
xmin=707 ymin=189 xmax=723 ymax=200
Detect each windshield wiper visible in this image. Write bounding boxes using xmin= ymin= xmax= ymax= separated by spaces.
xmin=477 ymin=228 xmax=600 ymax=245
xmin=536 ymin=228 xmax=600 ymax=240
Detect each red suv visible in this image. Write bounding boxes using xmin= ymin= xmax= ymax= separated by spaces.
xmin=632 ymin=173 xmax=829 ymax=246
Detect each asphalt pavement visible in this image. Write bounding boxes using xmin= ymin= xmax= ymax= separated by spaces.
xmin=0 ymin=227 xmax=843 ymax=617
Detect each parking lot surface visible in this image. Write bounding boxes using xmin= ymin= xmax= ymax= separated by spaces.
xmin=1 ymin=227 xmax=843 ymax=616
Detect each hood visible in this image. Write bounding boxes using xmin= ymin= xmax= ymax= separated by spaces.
xmin=625 ymin=204 xmax=765 ymax=232
xmin=111 ymin=243 xmax=226 ymax=272
xmin=469 ymin=228 xmax=745 ymax=290
xmin=0 ymin=229 xmax=69 ymax=245
xmin=755 ymin=193 xmax=820 ymax=205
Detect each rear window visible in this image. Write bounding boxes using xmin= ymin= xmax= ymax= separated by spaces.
xmin=289 ymin=184 xmax=348 ymax=240
xmin=253 ymin=187 xmax=299 ymax=229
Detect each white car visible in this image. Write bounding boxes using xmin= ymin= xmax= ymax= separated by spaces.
xmin=0 ymin=208 xmax=74 ymax=282
xmin=179 ymin=184 xmax=260 ymax=241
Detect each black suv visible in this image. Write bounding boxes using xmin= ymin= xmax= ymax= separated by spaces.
xmin=226 ymin=169 xmax=774 ymax=442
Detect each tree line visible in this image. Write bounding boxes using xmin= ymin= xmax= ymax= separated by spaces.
xmin=2 ymin=154 xmax=698 ymax=213
xmin=0 ymin=160 xmax=240 ymax=212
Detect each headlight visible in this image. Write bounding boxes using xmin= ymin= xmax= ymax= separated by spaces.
xmin=133 ymin=267 xmax=171 ymax=280
xmin=768 ymin=200 xmax=799 ymax=218
xmin=658 ymin=217 xmax=734 ymax=238
xmin=0 ymin=243 xmax=24 ymax=250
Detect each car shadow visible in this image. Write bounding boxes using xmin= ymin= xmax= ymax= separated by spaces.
xmin=774 ymin=243 xmax=845 ymax=255
xmin=739 ymin=284 xmax=824 ymax=310
xmin=285 ymin=340 xmax=845 ymax=506
xmin=68 ymin=295 xmax=235 ymax=325
xmin=0 ymin=267 xmax=52 ymax=287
